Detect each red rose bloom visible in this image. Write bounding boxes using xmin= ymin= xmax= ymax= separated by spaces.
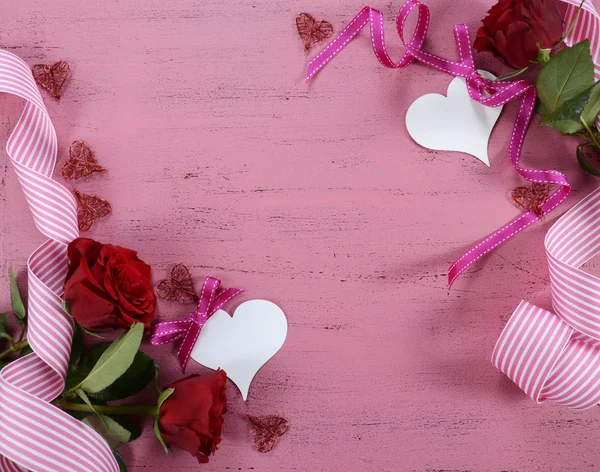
xmin=64 ymin=238 xmax=156 ymax=330
xmin=474 ymin=0 xmax=564 ymax=69
xmin=158 ymin=371 xmax=227 ymax=464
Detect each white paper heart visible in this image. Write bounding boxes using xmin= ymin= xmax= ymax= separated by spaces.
xmin=190 ymin=299 xmax=287 ymax=400
xmin=405 ymin=70 xmax=502 ymax=167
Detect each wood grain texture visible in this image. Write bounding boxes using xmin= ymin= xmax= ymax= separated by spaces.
xmin=1 ymin=0 xmax=600 ymax=470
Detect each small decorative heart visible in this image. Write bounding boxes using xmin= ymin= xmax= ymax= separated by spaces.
xmin=156 ymin=263 xmax=198 ymax=302
xmin=511 ymin=182 xmax=550 ymax=217
xmin=62 ymin=140 xmax=107 ymax=180
xmin=296 ymin=13 xmax=334 ymax=53
xmin=32 ymin=61 xmax=70 ymax=101
xmin=74 ymin=189 xmax=112 ymax=231
xmin=191 ymin=300 xmax=287 ymax=400
xmin=249 ymin=415 xmax=290 ymax=453
xmin=405 ymin=70 xmax=502 ymax=167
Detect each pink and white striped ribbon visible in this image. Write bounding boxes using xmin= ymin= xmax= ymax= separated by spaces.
xmin=494 ymin=187 xmax=600 ymax=410
xmin=0 ymin=50 xmax=118 ymax=471
xmin=562 ymin=0 xmax=600 ymax=131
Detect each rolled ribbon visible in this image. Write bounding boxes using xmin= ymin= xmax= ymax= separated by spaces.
xmin=0 ymin=52 xmax=118 ymax=470
xmin=494 ymin=187 xmax=600 ymax=409
xmin=305 ymin=0 xmax=572 ymax=287
xmin=562 ymin=0 xmax=600 ymax=130
xmin=150 ymin=276 xmax=243 ymax=373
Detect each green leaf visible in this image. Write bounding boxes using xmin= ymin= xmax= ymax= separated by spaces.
xmin=83 ymin=415 xmax=131 ymax=450
xmin=77 ymin=323 xmax=144 ymax=394
xmin=577 ymin=142 xmax=600 ymax=176
xmin=541 ymin=86 xmax=591 ymax=134
xmin=63 ymin=364 xmax=88 ymax=394
xmin=153 ymin=387 xmax=175 ymax=454
xmin=0 ymin=360 xmax=9 ymax=371
xmin=8 ymin=266 xmax=26 ymax=323
xmin=83 ymin=346 xmax=156 ymax=402
xmin=61 ymin=394 xmax=106 ymax=420
xmin=542 ymin=119 xmax=583 ymax=135
xmin=76 ymin=389 xmax=108 ymax=428
xmin=108 ymin=415 xmax=141 ymax=443
xmin=536 ymin=40 xmax=594 ymax=116
xmin=113 ymin=451 xmax=128 ymax=472
xmin=581 ymin=82 xmax=600 ymax=126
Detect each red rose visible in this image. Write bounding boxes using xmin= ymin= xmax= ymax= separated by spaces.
xmin=474 ymin=0 xmax=564 ymax=69
xmin=64 ymin=238 xmax=156 ymax=330
xmin=158 ymin=371 xmax=227 ymax=463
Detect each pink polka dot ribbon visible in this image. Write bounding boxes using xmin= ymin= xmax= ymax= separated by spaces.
xmin=494 ymin=188 xmax=600 ymax=410
xmin=305 ymin=0 xmax=575 ymax=287
xmin=0 ymin=51 xmax=118 ymax=471
xmin=150 ymin=276 xmax=243 ymax=373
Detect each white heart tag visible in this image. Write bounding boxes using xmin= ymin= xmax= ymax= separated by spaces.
xmin=190 ymin=300 xmax=287 ymax=400
xmin=405 ymin=70 xmax=502 ymax=166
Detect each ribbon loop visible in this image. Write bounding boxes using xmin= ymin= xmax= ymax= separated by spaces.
xmin=495 ymin=188 xmax=600 ymax=410
xmin=305 ymin=1 xmax=571 ymax=287
xmin=150 ymin=276 xmax=243 ymax=373
xmin=453 ymin=24 xmax=475 ymax=70
xmin=0 ymin=50 xmax=118 ymax=471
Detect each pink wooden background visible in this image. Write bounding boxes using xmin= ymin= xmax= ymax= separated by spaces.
xmin=2 ymin=0 xmax=600 ymax=470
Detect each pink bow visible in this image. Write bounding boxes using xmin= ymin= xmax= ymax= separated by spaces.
xmin=306 ymin=0 xmax=571 ymax=287
xmin=150 ymin=276 xmax=243 ymax=372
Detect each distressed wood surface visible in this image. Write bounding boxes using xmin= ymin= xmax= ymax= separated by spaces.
xmin=2 ymin=0 xmax=600 ymax=470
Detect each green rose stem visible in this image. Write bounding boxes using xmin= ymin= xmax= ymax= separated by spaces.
xmin=54 ymin=399 xmax=159 ymax=416
xmin=0 ymin=339 xmax=29 ymax=361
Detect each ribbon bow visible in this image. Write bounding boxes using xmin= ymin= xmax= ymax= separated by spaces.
xmin=150 ymin=276 xmax=243 ymax=373
xmin=306 ymin=0 xmax=571 ymax=287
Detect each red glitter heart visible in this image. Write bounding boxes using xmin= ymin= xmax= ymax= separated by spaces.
xmin=32 ymin=61 xmax=70 ymax=101
xmin=74 ymin=189 xmax=112 ymax=231
xmin=511 ymin=183 xmax=550 ymax=217
xmin=296 ymin=13 xmax=334 ymax=53
xmin=62 ymin=140 xmax=107 ymax=180
xmin=156 ymin=264 xmax=198 ymax=302
xmin=249 ymin=415 xmax=289 ymax=453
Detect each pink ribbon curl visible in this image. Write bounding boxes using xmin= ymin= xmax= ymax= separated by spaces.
xmin=305 ymin=0 xmax=571 ymax=287
xmin=494 ymin=188 xmax=600 ymax=410
xmin=0 ymin=51 xmax=118 ymax=471
xmin=150 ymin=276 xmax=242 ymax=373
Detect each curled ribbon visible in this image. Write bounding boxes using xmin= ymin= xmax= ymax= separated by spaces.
xmin=494 ymin=188 xmax=600 ymax=410
xmin=563 ymin=0 xmax=600 ymax=131
xmin=150 ymin=276 xmax=243 ymax=373
xmin=305 ymin=0 xmax=572 ymax=287
xmin=0 ymin=52 xmax=118 ymax=471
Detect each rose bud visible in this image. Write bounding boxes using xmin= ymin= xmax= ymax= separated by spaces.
xmin=64 ymin=238 xmax=156 ymax=330
xmin=158 ymin=371 xmax=228 ymax=463
xmin=474 ymin=0 xmax=564 ymax=69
